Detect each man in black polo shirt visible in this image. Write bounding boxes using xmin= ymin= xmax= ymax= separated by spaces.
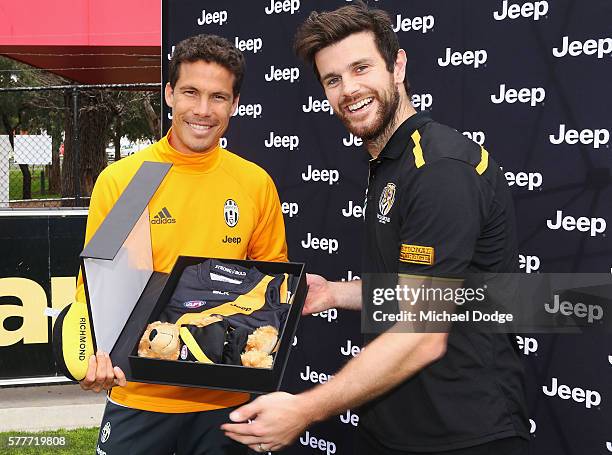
xmin=222 ymin=2 xmax=529 ymax=454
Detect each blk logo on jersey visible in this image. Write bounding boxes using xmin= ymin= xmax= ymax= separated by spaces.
xmin=224 ymin=199 xmax=239 ymax=227
xmin=377 ymin=183 xmax=396 ymax=223
xmin=151 ymin=207 xmax=176 ymax=224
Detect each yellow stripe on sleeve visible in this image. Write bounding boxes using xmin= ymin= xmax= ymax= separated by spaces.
xmin=179 ymin=327 xmax=214 ymax=363
xmin=411 ymin=130 xmax=425 ymax=168
xmin=175 ymin=275 xmax=274 ymax=327
xmin=476 ymin=147 xmax=489 ymax=175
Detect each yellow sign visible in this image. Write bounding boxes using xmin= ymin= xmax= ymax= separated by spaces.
xmin=0 ymin=277 xmax=75 ymax=346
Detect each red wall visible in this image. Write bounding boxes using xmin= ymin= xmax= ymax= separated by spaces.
xmin=0 ymin=0 xmax=160 ymax=46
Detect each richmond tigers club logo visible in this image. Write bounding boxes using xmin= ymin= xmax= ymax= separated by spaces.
xmin=379 ymin=183 xmax=396 ymax=217
xmin=224 ymin=199 xmax=239 ymax=227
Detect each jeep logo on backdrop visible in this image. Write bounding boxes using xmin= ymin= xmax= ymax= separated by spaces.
xmin=493 ymin=1 xmax=549 ymax=21
xmin=553 ymin=36 xmax=612 ymax=59
xmin=438 ymin=48 xmax=487 ymax=68
xmin=546 ymin=210 xmax=606 ymax=237
xmin=265 ymin=65 xmax=300 ymax=83
xmin=265 ymin=132 xmax=299 ymax=150
xmin=392 ymin=14 xmax=435 ymax=33
xmin=542 ymin=377 xmax=602 ymax=409
xmin=302 ymin=96 xmax=334 ymax=115
xmin=232 ymin=103 xmax=262 ymax=119
xmin=197 ymin=9 xmax=228 ymax=26
xmin=490 ymin=84 xmax=546 ymax=106
xmin=549 ymin=124 xmax=610 ymax=149
xmin=265 ymin=0 xmax=300 ymax=15
xmin=301 ymin=165 xmax=339 ymax=184
xmin=234 ymin=36 xmax=263 ymax=53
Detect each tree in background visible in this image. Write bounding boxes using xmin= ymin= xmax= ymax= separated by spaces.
xmin=61 ymin=89 xmax=112 ymax=203
xmin=0 ymin=57 xmax=66 ymax=198
xmin=0 ymin=56 xmax=161 ymax=203
xmin=109 ymin=90 xmax=161 ymax=162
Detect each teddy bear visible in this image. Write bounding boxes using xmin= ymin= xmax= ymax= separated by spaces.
xmin=138 ymin=321 xmax=181 ymax=360
xmin=138 ymin=320 xmax=280 ymax=369
xmin=240 ymin=325 xmax=279 ymax=369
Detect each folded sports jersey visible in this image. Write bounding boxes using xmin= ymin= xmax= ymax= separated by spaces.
xmin=160 ymin=259 xmax=292 ymax=365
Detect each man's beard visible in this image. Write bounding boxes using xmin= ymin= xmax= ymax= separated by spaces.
xmin=338 ymin=82 xmax=400 ymax=143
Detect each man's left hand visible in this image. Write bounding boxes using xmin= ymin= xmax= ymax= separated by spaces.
xmin=221 ymin=391 xmax=314 ymax=452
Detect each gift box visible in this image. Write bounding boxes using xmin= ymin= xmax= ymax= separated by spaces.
xmin=80 ymin=162 xmax=306 ymax=393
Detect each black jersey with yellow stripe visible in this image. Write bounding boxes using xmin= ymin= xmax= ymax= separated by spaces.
xmin=360 ymin=111 xmax=528 ymax=450
xmin=161 ymin=259 xmax=290 ymax=364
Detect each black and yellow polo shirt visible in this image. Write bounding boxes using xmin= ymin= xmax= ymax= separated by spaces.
xmin=360 ymin=111 xmax=529 ymax=451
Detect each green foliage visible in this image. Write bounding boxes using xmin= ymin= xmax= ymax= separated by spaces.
xmin=0 ymin=56 xmax=161 ymax=200
xmin=109 ymin=90 xmax=161 ymax=144
xmin=0 ymin=56 xmax=65 ymax=137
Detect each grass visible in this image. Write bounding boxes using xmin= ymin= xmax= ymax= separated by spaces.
xmin=0 ymin=428 xmax=99 ymax=454
xmin=8 ymin=167 xmax=60 ymax=200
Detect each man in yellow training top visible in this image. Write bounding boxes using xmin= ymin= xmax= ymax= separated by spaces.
xmin=77 ymin=34 xmax=287 ymax=455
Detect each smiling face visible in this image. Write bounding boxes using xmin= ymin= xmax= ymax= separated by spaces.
xmin=315 ymin=31 xmax=406 ymax=142
xmin=165 ymin=60 xmax=239 ymax=155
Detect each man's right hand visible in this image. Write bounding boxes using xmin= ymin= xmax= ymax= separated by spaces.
xmin=303 ymin=274 xmax=337 ymax=315
xmin=79 ymin=350 xmax=127 ymax=392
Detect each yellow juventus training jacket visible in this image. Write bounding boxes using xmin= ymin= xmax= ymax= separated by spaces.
xmin=75 ymin=129 xmax=287 ymax=413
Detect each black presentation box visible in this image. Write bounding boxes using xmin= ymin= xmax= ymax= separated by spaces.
xmin=80 ymin=161 xmax=306 ymax=393
xmin=128 ymin=256 xmax=305 ymax=393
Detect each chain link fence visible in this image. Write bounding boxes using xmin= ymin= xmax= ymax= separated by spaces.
xmin=0 ymin=83 xmax=161 ymax=208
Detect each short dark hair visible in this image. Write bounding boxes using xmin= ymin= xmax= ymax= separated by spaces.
xmin=168 ymin=34 xmax=245 ymax=97
xmin=294 ymin=0 xmax=410 ymax=95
